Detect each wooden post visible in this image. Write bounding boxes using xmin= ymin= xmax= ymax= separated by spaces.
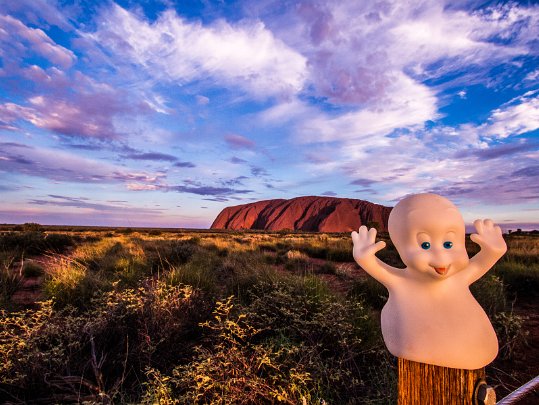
xmin=398 ymin=358 xmax=485 ymax=405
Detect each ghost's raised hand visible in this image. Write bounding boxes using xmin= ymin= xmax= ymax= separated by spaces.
xmin=466 ymin=219 xmax=507 ymax=284
xmin=470 ymin=219 xmax=507 ymax=254
xmin=352 ymin=226 xmax=386 ymax=261
xmin=351 ymin=226 xmax=400 ymax=287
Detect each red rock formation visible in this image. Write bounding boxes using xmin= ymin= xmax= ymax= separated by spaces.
xmin=211 ymin=196 xmax=392 ymax=232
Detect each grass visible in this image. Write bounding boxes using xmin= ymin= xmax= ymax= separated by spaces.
xmin=0 ymin=228 xmax=536 ymax=403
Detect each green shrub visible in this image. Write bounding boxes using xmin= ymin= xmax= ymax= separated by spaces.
xmin=0 ymin=301 xmax=85 ymax=390
xmin=470 ymin=275 xmax=506 ymax=318
xmin=43 ymin=233 xmax=75 ymax=252
xmin=1 ymin=281 xmax=210 ymax=403
xmin=22 ymin=222 xmax=43 ymax=232
xmin=168 ymin=251 xmax=220 ymax=294
xmin=244 ymin=279 xmax=382 ymax=402
xmin=493 ymin=261 xmax=539 ymax=299
xmin=43 ymin=259 xmax=105 ymax=309
xmin=348 ymin=277 xmax=389 ymax=311
xmin=173 ymin=297 xmax=317 ymax=404
xmin=0 ymin=232 xmax=74 ymax=257
xmin=0 ymin=255 xmax=23 ymax=307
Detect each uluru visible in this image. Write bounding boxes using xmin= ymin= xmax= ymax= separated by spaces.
xmin=211 ymin=196 xmax=392 ymax=232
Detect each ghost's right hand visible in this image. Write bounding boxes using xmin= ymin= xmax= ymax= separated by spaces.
xmin=351 ymin=226 xmax=386 ymax=265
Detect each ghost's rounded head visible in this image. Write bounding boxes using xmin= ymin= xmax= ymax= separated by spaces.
xmin=388 ymin=193 xmax=469 ymax=279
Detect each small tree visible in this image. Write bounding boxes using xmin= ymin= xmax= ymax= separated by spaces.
xmin=22 ymin=222 xmax=43 ymax=232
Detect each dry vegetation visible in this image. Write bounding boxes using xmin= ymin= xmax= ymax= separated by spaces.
xmin=0 ymin=225 xmax=537 ymax=404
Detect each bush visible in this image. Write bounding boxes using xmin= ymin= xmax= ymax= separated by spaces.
xmin=170 ymin=297 xmax=317 ymax=404
xmin=0 ymin=255 xmax=23 ymax=307
xmin=243 ymin=279 xmax=382 ymax=402
xmin=470 ymin=275 xmax=506 ymax=318
xmin=0 ymin=232 xmax=74 ymax=257
xmin=494 ymin=261 xmax=539 ymax=299
xmin=348 ymin=276 xmax=389 ymax=311
xmin=168 ymin=251 xmax=220 ymax=294
xmin=1 ymin=281 xmax=210 ymax=403
xmin=22 ymin=222 xmax=43 ymax=232
xmin=43 ymin=259 xmax=103 ymax=309
xmin=0 ymin=301 xmax=85 ymax=391
xmin=493 ymin=311 xmax=528 ymax=360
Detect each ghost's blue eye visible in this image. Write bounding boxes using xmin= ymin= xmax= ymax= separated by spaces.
xmin=443 ymin=241 xmax=453 ymax=249
xmin=421 ymin=242 xmax=431 ymax=250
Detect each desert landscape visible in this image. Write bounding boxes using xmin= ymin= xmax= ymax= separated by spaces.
xmin=1 ymin=221 xmax=537 ymax=403
xmin=1 ymin=0 xmax=538 ymax=403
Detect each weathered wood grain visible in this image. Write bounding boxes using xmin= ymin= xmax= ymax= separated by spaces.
xmin=398 ymin=358 xmax=485 ymax=405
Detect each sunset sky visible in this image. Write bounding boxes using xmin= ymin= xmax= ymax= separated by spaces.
xmin=0 ymin=0 xmax=538 ymax=229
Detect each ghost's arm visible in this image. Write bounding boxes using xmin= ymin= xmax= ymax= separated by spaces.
xmin=465 ymin=219 xmax=507 ymax=284
xmin=351 ymin=226 xmax=401 ymax=288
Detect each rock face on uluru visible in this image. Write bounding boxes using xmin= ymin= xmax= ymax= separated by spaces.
xmin=211 ymin=196 xmax=392 ymax=232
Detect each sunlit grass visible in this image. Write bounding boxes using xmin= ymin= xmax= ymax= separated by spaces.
xmin=0 ymin=228 xmax=536 ymax=403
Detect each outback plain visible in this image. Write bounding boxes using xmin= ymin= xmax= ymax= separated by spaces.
xmin=0 ymin=224 xmax=537 ymax=404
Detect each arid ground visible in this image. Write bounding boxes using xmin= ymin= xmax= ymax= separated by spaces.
xmin=1 ymin=225 xmax=537 ymax=404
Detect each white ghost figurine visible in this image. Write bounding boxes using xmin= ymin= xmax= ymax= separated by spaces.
xmin=351 ymin=193 xmax=507 ymax=369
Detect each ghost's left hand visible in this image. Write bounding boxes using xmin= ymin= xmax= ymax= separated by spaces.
xmin=470 ymin=219 xmax=507 ymax=255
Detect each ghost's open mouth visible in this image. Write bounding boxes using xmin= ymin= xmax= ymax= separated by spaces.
xmin=432 ymin=266 xmax=449 ymax=276
xmin=434 ymin=267 xmax=448 ymax=275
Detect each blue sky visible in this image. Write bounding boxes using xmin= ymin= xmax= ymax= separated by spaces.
xmin=0 ymin=0 xmax=538 ymax=229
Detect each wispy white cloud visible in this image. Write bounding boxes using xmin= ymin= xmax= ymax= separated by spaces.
xmin=481 ymin=91 xmax=539 ymax=139
xmin=295 ymin=72 xmax=438 ymax=143
xmin=89 ymin=4 xmax=307 ymax=99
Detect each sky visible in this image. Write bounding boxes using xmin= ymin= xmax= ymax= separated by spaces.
xmin=0 ymin=0 xmax=538 ymax=230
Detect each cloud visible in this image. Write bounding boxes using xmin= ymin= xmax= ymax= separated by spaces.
xmin=0 ymin=15 xmax=153 ymax=141
xmin=0 ymin=89 xmax=140 ymax=140
xmin=174 ymin=161 xmax=196 ymax=168
xmin=220 ymin=176 xmax=248 ymax=186
xmin=0 ymin=15 xmax=76 ymax=69
xmin=126 ymin=184 xmax=160 ymax=191
xmin=123 ymin=152 xmax=178 ymax=162
xmin=229 ymin=156 xmax=248 ymax=164
xmin=321 ymin=191 xmax=337 ymax=196
xmin=262 ymin=1 xmax=537 ymax=106
xmin=250 ymin=166 xmax=268 ymax=177
xmin=90 ymin=4 xmax=307 ymax=99
xmin=249 ymin=0 xmax=537 ymax=149
xmin=454 ymin=139 xmax=536 ymax=160
xmin=481 ymin=91 xmax=539 ymax=138
xmin=168 ymin=184 xmax=253 ymax=197
xmin=225 ymin=134 xmax=256 ymax=149
xmin=0 ymin=143 xmax=164 ymax=186
xmin=29 ymin=195 xmax=133 ymax=211
xmin=295 ymin=72 xmax=438 ymax=143
xmin=0 ymin=0 xmax=72 ymax=31
xmin=196 ymin=95 xmax=210 ymax=105
xmin=350 ymin=178 xmax=376 ymax=187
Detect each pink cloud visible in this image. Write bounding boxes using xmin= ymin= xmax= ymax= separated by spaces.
xmin=224 ymin=134 xmax=256 ymax=149
xmin=0 ymin=142 xmax=165 ymax=186
xmin=0 ymin=0 xmax=72 ymax=31
xmin=0 ymin=15 xmax=75 ymax=69
xmin=0 ymin=78 xmax=146 ymax=139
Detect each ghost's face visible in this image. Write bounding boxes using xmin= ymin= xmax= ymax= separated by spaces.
xmin=389 ymin=194 xmax=469 ymax=279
